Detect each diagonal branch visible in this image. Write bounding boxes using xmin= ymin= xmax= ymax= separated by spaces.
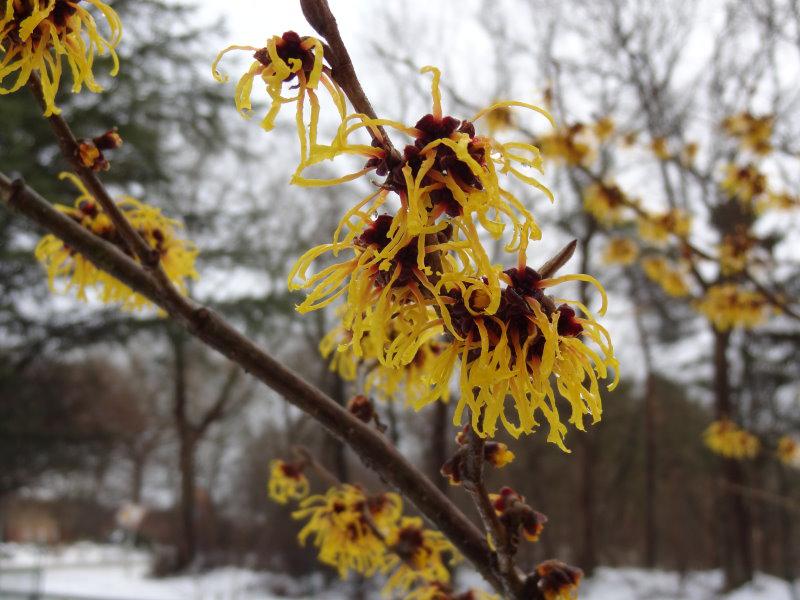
xmin=28 ymin=74 xmax=159 ymax=269
xmin=197 ymin=364 xmax=242 ymax=435
xmin=299 ymin=0 xmax=397 ymax=157
xmin=0 ymin=172 xmax=502 ymax=594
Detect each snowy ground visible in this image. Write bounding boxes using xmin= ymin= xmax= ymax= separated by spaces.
xmin=1 ymin=543 xmax=798 ymax=599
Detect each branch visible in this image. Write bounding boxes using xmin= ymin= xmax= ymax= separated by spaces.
xmin=461 ymin=428 xmax=527 ymax=598
xmin=299 ymin=0 xmax=397 ymax=156
xmin=28 ymin=74 xmax=159 ymax=269
xmin=0 ymin=172 xmax=502 ymax=594
xmin=292 ymin=445 xmax=342 ymax=489
xmin=197 ymin=364 xmax=242 ymax=435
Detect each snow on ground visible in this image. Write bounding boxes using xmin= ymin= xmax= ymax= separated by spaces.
xmin=1 ymin=543 xmax=798 ymax=599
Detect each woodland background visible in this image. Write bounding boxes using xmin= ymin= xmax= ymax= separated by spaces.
xmin=1 ymin=0 xmax=799 ymax=596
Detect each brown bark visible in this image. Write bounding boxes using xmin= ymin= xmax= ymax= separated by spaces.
xmin=131 ymin=456 xmax=144 ymax=505
xmin=171 ymin=331 xmax=197 ymax=570
xmin=630 ymin=272 xmax=659 ymax=568
xmin=325 ymin=372 xmax=349 ymax=483
xmin=713 ymin=329 xmax=754 ymax=589
xmin=578 ymin=434 xmax=597 ymax=575
xmin=643 ymin=370 xmax=658 ymax=568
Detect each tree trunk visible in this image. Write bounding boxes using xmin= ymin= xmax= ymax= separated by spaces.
xmin=630 ymin=271 xmax=659 ymax=568
xmin=713 ymin=329 xmax=754 ymax=589
xmin=776 ymin=464 xmax=796 ymax=586
xmin=643 ymin=370 xmax=658 ymax=568
xmin=576 ymin=227 xmax=598 ymax=575
xmin=578 ymin=434 xmax=597 ymax=575
xmin=131 ymin=453 xmax=144 ymax=504
xmin=325 ymin=371 xmax=349 ymax=482
xmin=171 ymin=330 xmax=197 ymax=571
xmin=177 ymin=431 xmax=197 ymax=570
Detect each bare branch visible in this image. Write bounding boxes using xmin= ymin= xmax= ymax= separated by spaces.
xmin=0 ymin=172 xmax=502 ymax=594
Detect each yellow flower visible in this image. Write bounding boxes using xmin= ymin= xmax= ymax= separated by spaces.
xmin=681 ymin=142 xmax=699 ymax=165
xmin=213 ymin=31 xmax=347 ymax=166
xmin=722 ymin=112 xmax=773 ymax=155
xmin=484 ymin=441 xmax=515 ymax=468
xmin=290 ymin=210 xmax=457 ymax=368
xmin=295 ymin=65 xmax=552 ymax=279
xmin=695 ymin=284 xmax=768 ymax=331
xmin=722 ymin=163 xmax=767 ymax=202
xmin=650 ymin=136 xmax=670 ymax=160
xmin=1 ymin=0 xmax=121 ymax=115
xmin=703 ymin=420 xmax=760 ymax=459
xmin=483 ymin=103 xmax=515 ymax=134
xmin=593 ymin=116 xmax=615 ymax=141
xmin=35 ymin=173 xmax=198 ymax=310
xmin=537 ymin=123 xmax=593 ymax=165
xmin=583 ymin=181 xmax=631 ymax=225
xmin=383 ymin=516 xmax=461 ymax=597
xmin=776 ymin=436 xmax=800 ymax=468
xmin=293 ymin=484 xmax=401 ymax=579
xmin=637 ymin=209 xmax=691 ymax=244
xmin=267 ymin=459 xmax=309 ymax=505
xmin=759 ymin=191 xmax=799 ymax=213
xmin=718 ymin=228 xmax=755 ymax=275
xmin=417 ymin=266 xmax=618 ymax=450
xmin=365 ymin=336 xmax=448 ymax=405
xmin=602 ymin=237 xmax=638 ymax=266
xmin=641 ymin=257 xmax=690 ymax=297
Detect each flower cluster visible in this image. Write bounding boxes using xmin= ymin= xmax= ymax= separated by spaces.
xmin=535 ymin=116 xmax=617 ymax=166
xmin=489 ymin=486 xmax=548 ymax=543
xmin=695 ymin=284 xmax=768 ymax=331
xmin=703 ymin=420 xmax=760 ymax=460
xmin=583 ymin=181 xmax=632 ymax=225
xmin=722 ymin=163 xmax=767 ymax=203
xmin=722 ymin=112 xmax=773 ymax=155
xmin=777 ymin=436 xmax=800 ymax=469
xmin=293 ymin=484 xmax=400 ymax=579
xmin=267 ymin=459 xmax=309 ymax=504
xmin=1 ymin=0 xmax=122 ymax=115
xmin=276 ymin=479 xmax=472 ymax=599
xmin=218 ymin=43 xmax=618 ymax=448
xmin=212 ymin=30 xmax=345 ymax=168
xmin=641 ymin=257 xmax=690 ymax=298
xmin=35 ymin=173 xmax=198 ymax=310
xmin=602 ymin=237 xmax=638 ymax=266
xmin=383 ymin=517 xmax=460 ymax=596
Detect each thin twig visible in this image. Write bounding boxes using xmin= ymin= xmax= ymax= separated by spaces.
xmin=299 ymin=0 xmax=397 ymax=157
xmin=462 ymin=427 xmax=526 ymax=598
xmin=293 ymin=445 xmax=342 ymax=488
xmin=720 ymin=478 xmax=800 ymax=515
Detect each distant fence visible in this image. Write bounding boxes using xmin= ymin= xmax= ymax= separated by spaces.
xmin=0 ymin=565 xmax=42 ymax=599
xmin=0 ymin=566 xmax=144 ymax=600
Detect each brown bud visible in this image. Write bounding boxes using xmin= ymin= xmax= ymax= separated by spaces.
xmin=347 ymin=395 xmax=375 ymax=423
xmin=534 ymin=559 xmax=583 ymax=600
xmin=93 ymin=128 xmax=123 ymax=150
